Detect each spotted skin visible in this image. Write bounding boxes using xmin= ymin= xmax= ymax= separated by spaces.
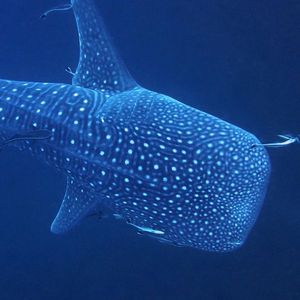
xmin=0 ymin=0 xmax=270 ymax=252
xmin=71 ymin=0 xmax=136 ymax=94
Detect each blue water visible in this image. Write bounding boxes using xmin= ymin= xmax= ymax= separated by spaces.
xmin=0 ymin=1 xmax=299 ymax=299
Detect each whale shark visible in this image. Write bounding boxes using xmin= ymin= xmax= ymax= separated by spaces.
xmin=0 ymin=0 xmax=271 ymax=252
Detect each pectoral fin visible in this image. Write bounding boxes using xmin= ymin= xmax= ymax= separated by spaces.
xmin=51 ymin=177 xmax=97 ymax=234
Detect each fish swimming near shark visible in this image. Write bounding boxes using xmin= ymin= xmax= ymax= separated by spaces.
xmin=0 ymin=0 xmax=275 ymax=252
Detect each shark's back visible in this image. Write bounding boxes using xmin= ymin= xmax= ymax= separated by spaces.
xmin=93 ymin=88 xmax=271 ymax=252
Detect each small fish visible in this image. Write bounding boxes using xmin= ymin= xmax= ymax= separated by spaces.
xmin=113 ymin=213 xmax=124 ymax=220
xmin=65 ymin=67 xmax=75 ymax=76
xmin=147 ymin=235 xmax=185 ymax=248
xmin=129 ymin=223 xmax=165 ymax=235
xmin=40 ymin=4 xmax=73 ymax=20
xmin=251 ymin=134 xmax=299 ymax=149
xmin=0 ymin=129 xmax=52 ymax=149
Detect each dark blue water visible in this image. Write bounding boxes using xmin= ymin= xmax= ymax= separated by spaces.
xmin=0 ymin=1 xmax=299 ymax=299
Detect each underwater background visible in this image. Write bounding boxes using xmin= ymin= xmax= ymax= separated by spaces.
xmin=0 ymin=0 xmax=299 ymax=299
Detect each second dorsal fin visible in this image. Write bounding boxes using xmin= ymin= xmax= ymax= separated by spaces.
xmin=71 ymin=0 xmax=137 ymax=94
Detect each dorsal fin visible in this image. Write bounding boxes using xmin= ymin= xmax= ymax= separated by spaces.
xmin=71 ymin=0 xmax=137 ymax=94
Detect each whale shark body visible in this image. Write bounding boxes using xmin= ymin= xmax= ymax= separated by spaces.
xmin=0 ymin=0 xmax=270 ymax=252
